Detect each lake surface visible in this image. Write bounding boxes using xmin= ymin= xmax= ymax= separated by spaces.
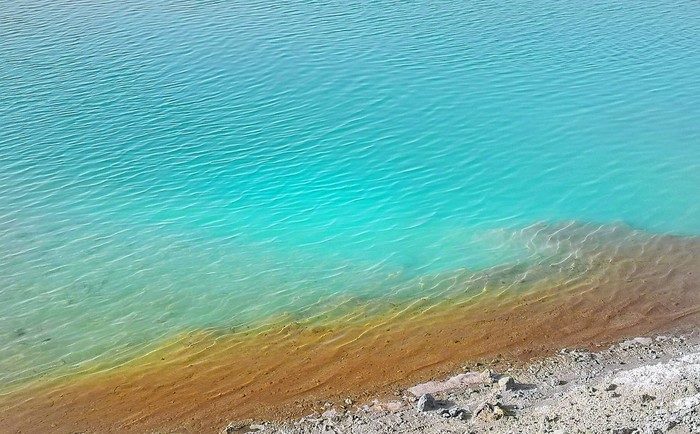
xmin=1 ymin=0 xmax=699 ymax=392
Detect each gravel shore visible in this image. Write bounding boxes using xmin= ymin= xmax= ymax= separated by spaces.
xmin=224 ymin=332 xmax=700 ymax=434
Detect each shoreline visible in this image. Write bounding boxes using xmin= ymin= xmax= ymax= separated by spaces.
xmin=242 ymin=331 xmax=700 ymax=434
xmin=1 ymin=272 xmax=699 ymax=433
xmin=1 ymin=225 xmax=698 ymax=433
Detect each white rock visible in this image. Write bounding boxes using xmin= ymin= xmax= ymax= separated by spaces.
xmin=321 ymin=409 xmax=338 ymax=419
xmin=634 ymin=337 xmax=654 ymax=346
xmin=408 ymin=372 xmax=491 ymax=396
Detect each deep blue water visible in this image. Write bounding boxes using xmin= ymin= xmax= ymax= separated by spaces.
xmin=1 ymin=0 xmax=699 ymax=386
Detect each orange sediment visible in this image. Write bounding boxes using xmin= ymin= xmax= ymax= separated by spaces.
xmin=1 ymin=233 xmax=699 ymax=433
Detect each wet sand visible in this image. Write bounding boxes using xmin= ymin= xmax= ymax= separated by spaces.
xmin=273 ymin=333 xmax=700 ymax=434
xmin=1 ymin=230 xmax=699 ymax=433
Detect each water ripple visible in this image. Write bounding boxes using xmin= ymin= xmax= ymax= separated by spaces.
xmin=1 ymin=0 xmax=699 ymax=391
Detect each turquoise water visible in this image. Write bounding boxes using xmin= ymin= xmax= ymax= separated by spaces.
xmin=1 ymin=0 xmax=699 ymax=386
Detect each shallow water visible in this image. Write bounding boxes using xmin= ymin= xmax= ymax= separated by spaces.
xmin=1 ymin=0 xmax=699 ymax=396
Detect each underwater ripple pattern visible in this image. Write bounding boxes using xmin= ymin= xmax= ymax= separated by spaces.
xmin=1 ymin=0 xmax=700 ymax=386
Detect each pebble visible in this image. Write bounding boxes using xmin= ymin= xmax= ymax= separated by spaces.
xmin=550 ymin=377 xmax=565 ymax=387
xmin=449 ymin=408 xmax=470 ymax=420
xmin=611 ymin=428 xmax=638 ymax=434
xmin=544 ymin=414 xmax=559 ymax=423
xmin=641 ymin=394 xmax=656 ymax=403
xmin=620 ymin=337 xmax=653 ymax=349
xmin=475 ymin=401 xmax=507 ymax=421
xmin=436 ymin=407 xmax=470 ymax=420
xmin=223 ymin=423 xmax=246 ymax=434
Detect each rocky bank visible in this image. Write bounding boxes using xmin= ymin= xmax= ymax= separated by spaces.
xmin=223 ymin=333 xmax=700 ymax=434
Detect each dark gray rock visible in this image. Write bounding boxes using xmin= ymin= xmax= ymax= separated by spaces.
xmin=641 ymin=394 xmax=656 ymax=403
xmin=416 ymin=393 xmax=437 ymax=412
xmin=448 ymin=407 xmax=470 ymax=420
xmin=498 ymin=376 xmax=516 ymax=391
